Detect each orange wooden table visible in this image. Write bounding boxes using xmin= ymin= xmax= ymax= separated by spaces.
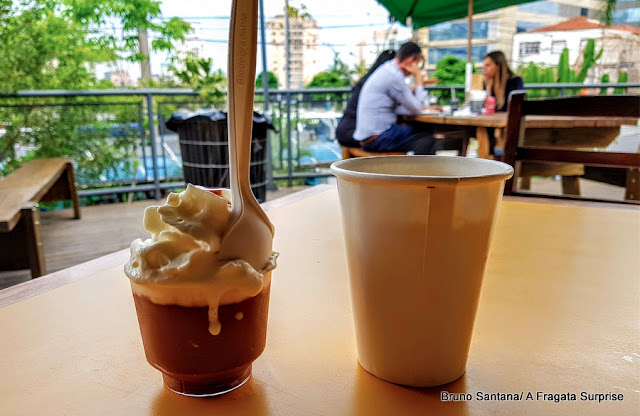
xmin=412 ymin=113 xmax=638 ymax=159
xmin=1 ymin=186 xmax=638 ymax=415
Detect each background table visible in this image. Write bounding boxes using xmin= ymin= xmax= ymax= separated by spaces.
xmin=1 ymin=186 xmax=638 ymax=415
xmin=413 ymin=113 xmax=638 ymax=158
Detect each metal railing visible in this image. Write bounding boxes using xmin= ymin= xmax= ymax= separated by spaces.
xmin=1 ymin=83 xmax=638 ymax=200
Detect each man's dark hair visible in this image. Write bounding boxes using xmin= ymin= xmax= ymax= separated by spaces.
xmin=396 ymin=42 xmax=422 ymax=62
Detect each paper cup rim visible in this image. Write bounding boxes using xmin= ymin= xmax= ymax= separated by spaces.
xmin=330 ymin=155 xmax=514 ymax=185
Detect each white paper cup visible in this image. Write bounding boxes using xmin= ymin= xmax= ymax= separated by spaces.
xmin=330 ymin=156 xmax=513 ymax=387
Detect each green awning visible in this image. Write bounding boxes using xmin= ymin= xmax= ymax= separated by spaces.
xmin=377 ymin=0 xmax=538 ymax=29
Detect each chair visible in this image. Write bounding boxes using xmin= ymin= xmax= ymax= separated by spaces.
xmin=501 ymin=92 xmax=640 ymax=203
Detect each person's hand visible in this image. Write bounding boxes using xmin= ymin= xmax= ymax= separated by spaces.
xmin=424 ymin=105 xmax=442 ymax=112
xmin=404 ymin=60 xmax=423 ymax=86
xmin=403 ymin=59 xmax=421 ymax=76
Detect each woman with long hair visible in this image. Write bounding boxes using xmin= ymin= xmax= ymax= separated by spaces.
xmin=483 ymin=50 xmax=524 ymax=112
xmin=483 ymin=51 xmax=524 ymax=155
xmin=336 ymin=50 xmax=396 ymax=147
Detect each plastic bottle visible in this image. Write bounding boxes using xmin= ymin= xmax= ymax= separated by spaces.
xmin=484 ymin=96 xmax=496 ymax=115
xmin=450 ymin=96 xmax=459 ymax=113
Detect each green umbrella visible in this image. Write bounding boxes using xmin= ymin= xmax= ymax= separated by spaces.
xmin=376 ymin=0 xmax=538 ymax=95
xmin=377 ymin=0 xmax=538 ymax=30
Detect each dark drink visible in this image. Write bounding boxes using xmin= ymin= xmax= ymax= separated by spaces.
xmin=131 ymin=280 xmax=272 ymax=396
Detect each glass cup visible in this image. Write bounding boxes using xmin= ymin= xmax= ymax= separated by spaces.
xmin=330 ymin=156 xmax=513 ymax=387
xmin=131 ymin=276 xmax=272 ymax=397
xmin=470 ymin=100 xmax=484 ymax=114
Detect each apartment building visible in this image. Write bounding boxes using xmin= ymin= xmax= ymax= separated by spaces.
xmin=414 ymin=0 xmax=604 ymax=71
xmin=613 ymin=0 xmax=640 ymax=27
xmin=356 ymin=27 xmax=409 ymax=65
xmin=104 ymin=70 xmax=134 ymax=87
xmin=267 ymin=15 xmax=320 ymax=89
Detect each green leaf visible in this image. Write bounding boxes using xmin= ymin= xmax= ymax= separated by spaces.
xmin=614 ymin=72 xmax=628 ymax=95
xmin=600 ymin=73 xmax=610 ymax=95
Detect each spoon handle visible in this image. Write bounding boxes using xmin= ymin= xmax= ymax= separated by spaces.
xmin=228 ymin=0 xmax=259 ymax=211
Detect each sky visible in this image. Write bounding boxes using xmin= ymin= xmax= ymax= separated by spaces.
xmin=98 ymin=0 xmax=412 ymax=82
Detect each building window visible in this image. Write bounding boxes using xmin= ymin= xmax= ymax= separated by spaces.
xmin=428 ymin=45 xmax=490 ymax=65
xmin=516 ymin=21 xmax=544 ymax=33
xmin=613 ymin=8 xmax=640 ymax=24
xmin=517 ymin=1 xmax=559 ymax=16
xmin=429 ymin=20 xmax=495 ymax=41
xmin=551 ymin=40 xmax=566 ymax=54
xmin=519 ymin=42 xmax=540 ymax=56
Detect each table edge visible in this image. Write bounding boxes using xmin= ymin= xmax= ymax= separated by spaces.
xmin=0 ymin=185 xmax=337 ymax=309
xmin=3 ymin=185 xmax=635 ymax=308
xmin=412 ymin=114 xmax=638 ymax=129
xmin=503 ymin=195 xmax=640 ymax=210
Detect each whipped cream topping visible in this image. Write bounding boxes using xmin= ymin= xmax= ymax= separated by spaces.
xmin=124 ymin=184 xmax=276 ymax=335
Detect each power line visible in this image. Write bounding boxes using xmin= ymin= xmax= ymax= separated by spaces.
xmin=156 ymin=16 xmax=230 ymax=20
xmin=318 ymin=23 xmax=391 ymax=29
xmin=162 ymin=38 xmax=398 ymax=48
xmin=169 ymin=36 xmax=400 ymax=48
xmin=188 ymin=23 xmax=393 ymax=30
xmin=155 ymin=14 xmax=390 ymax=21
xmin=93 ymin=22 xmax=394 ymax=32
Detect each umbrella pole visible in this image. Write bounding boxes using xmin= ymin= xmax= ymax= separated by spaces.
xmin=465 ymin=0 xmax=474 ymax=102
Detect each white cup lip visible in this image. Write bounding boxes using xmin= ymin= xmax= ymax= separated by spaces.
xmin=330 ymin=155 xmax=514 ymax=185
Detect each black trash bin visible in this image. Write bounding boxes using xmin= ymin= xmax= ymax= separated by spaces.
xmin=166 ymin=109 xmax=275 ymax=203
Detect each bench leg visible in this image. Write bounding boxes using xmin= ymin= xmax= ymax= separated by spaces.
xmin=460 ymin=136 xmax=469 ymax=157
xmin=22 ymin=205 xmax=46 ymax=278
xmin=561 ymin=176 xmax=581 ymax=195
xmin=66 ymin=163 xmax=81 ymax=219
xmin=625 ymin=168 xmax=639 ymax=201
xmin=341 ymin=146 xmax=353 ymax=160
xmin=476 ymin=127 xmax=490 ymax=159
xmin=0 ymin=205 xmax=46 ymax=278
xmin=520 ymin=176 xmax=531 ymax=190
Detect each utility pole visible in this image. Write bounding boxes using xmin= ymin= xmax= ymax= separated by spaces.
xmin=410 ymin=18 xmax=420 ymax=43
xmin=284 ymin=0 xmax=290 ymax=89
xmin=139 ymin=27 xmax=156 ymax=197
xmin=260 ymin=0 xmax=270 ymax=112
xmin=284 ymin=0 xmax=292 ymax=186
xmin=259 ymin=0 xmax=277 ymax=190
xmin=138 ymin=28 xmax=152 ymax=81
xmin=465 ymin=0 xmax=474 ymax=102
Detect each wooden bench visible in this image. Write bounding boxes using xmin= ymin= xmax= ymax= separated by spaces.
xmin=518 ymin=161 xmax=585 ymax=195
xmin=502 ymin=92 xmax=640 ymax=204
xmin=341 ymin=146 xmax=405 ymax=159
xmin=0 ymin=158 xmax=81 ymax=278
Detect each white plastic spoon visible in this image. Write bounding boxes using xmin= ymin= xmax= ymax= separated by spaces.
xmin=218 ymin=0 xmax=274 ymax=270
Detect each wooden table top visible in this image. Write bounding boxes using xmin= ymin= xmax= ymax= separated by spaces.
xmin=1 ymin=186 xmax=638 ymax=415
xmin=413 ymin=113 xmax=639 ymax=129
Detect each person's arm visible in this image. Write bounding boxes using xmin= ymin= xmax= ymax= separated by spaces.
xmin=501 ymin=77 xmax=525 ymax=112
xmin=389 ymin=80 xmax=426 ymax=115
xmin=392 ymin=59 xmax=427 ymax=115
xmin=392 ymin=87 xmax=427 ymax=115
xmin=513 ymin=76 xmax=524 ymax=91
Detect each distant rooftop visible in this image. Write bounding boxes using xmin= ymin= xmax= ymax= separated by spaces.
xmin=528 ymin=16 xmax=640 ymax=35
